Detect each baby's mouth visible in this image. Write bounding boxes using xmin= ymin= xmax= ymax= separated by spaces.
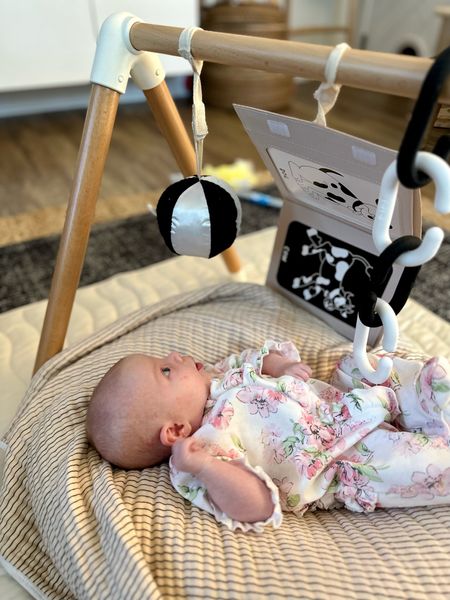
xmin=195 ymin=362 xmax=203 ymax=371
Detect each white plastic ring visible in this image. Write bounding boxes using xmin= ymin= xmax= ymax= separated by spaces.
xmin=353 ymin=298 xmax=398 ymax=384
xmin=373 ymin=152 xmax=450 ymax=267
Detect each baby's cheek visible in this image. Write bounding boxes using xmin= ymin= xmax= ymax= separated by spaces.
xmin=180 ymin=373 xmax=195 ymax=383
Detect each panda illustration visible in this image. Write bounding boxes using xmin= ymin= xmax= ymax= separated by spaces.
xmin=288 ymin=163 xmax=376 ymax=221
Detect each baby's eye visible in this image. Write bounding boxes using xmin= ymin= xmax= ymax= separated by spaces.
xmin=161 ymin=367 xmax=171 ymax=377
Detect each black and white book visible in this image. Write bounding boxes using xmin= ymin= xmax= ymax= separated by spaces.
xmin=235 ymin=105 xmax=421 ymax=344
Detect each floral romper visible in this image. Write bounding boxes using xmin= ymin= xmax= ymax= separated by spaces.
xmin=170 ymin=341 xmax=450 ymax=532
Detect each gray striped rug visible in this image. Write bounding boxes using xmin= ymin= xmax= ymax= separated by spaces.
xmin=1 ymin=205 xmax=449 ymax=323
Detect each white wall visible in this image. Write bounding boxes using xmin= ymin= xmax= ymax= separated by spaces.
xmin=288 ymin=0 xmax=349 ymax=45
xmin=8 ymin=0 xmax=438 ymax=117
xmin=0 ymin=0 xmax=198 ymax=117
xmin=358 ymin=0 xmax=445 ymax=56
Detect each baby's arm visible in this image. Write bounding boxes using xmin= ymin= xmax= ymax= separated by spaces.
xmin=214 ymin=341 xmax=312 ymax=381
xmin=172 ymin=438 xmax=274 ymax=523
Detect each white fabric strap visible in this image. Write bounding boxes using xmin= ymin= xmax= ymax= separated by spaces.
xmin=178 ymin=27 xmax=208 ymax=177
xmin=313 ymin=42 xmax=350 ymax=127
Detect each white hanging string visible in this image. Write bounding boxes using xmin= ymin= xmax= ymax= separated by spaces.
xmin=178 ymin=27 xmax=208 ymax=178
xmin=313 ymin=42 xmax=350 ymax=127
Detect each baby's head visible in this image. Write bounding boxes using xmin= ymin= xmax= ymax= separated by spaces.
xmin=86 ymin=352 xmax=211 ymax=469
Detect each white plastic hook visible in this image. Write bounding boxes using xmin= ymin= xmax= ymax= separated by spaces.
xmin=373 ymin=152 xmax=450 ymax=267
xmin=353 ymin=298 xmax=399 ymax=384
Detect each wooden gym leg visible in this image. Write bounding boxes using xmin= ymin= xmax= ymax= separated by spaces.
xmin=143 ymin=81 xmax=242 ymax=273
xmin=33 ymin=84 xmax=120 ymax=373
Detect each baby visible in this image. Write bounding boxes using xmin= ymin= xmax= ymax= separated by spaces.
xmin=86 ymin=340 xmax=450 ymax=532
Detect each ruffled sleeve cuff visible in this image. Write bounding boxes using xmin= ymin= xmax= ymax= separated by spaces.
xmin=261 ymin=340 xmax=301 ymax=364
xmin=209 ymin=457 xmax=283 ymax=533
xmin=170 ymin=456 xmax=283 ymax=533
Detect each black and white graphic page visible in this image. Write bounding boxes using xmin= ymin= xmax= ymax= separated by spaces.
xmin=277 ymin=221 xmax=377 ymax=328
xmin=267 ymin=147 xmax=380 ymax=231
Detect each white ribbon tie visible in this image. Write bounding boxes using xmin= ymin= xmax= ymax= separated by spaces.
xmin=178 ymin=27 xmax=208 ymax=177
xmin=313 ymin=42 xmax=350 ymax=127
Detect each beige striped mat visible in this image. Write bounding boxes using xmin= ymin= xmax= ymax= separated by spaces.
xmin=0 ymin=282 xmax=449 ymax=599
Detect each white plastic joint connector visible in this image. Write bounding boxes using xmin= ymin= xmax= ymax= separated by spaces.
xmin=90 ymin=12 xmax=165 ymax=94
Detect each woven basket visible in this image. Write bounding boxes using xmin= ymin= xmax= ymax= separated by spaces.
xmin=202 ymin=3 xmax=293 ymax=110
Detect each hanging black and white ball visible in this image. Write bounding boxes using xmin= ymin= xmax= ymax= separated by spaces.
xmin=156 ymin=175 xmax=242 ymax=258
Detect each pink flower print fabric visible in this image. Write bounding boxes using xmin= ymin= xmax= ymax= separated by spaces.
xmin=332 ymin=352 xmax=450 ymax=440
xmin=333 ymin=424 xmax=450 ymax=511
xmin=327 ymin=460 xmax=379 ymax=513
xmin=208 ymin=398 xmax=235 ymax=429
xmin=236 ymin=387 xmax=287 ymax=418
xmin=389 ymin=464 xmax=450 ymax=500
xmin=170 ymin=342 xmax=450 ymax=531
xmin=415 ymin=357 xmax=450 ymax=437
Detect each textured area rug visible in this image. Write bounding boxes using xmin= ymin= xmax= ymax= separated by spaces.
xmin=0 ymin=202 xmax=279 ymax=314
xmin=1 ymin=203 xmax=449 ymax=322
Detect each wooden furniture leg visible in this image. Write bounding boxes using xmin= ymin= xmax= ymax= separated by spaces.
xmin=143 ymin=80 xmax=241 ymax=273
xmin=33 ymin=84 xmax=120 ymax=373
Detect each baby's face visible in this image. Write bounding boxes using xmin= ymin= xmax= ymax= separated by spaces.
xmin=135 ymin=351 xmax=212 ymax=429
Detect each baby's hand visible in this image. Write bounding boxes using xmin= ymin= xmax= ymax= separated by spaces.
xmin=282 ymin=361 xmax=312 ymax=381
xmin=263 ymin=352 xmax=312 ymax=381
xmin=171 ymin=437 xmax=212 ymax=475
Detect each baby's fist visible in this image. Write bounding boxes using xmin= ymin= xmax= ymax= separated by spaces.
xmin=263 ymin=352 xmax=312 ymax=381
xmin=283 ymin=361 xmax=312 ymax=381
xmin=171 ymin=437 xmax=211 ymax=475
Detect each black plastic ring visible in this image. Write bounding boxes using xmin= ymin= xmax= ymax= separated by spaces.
xmin=355 ymin=236 xmax=422 ymax=328
xmin=397 ymin=46 xmax=450 ymax=189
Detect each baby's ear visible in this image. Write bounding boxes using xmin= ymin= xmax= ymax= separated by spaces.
xmin=160 ymin=421 xmax=192 ymax=446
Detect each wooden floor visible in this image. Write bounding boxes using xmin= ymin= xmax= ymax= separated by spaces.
xmin=0 ymin=81 xmax=448 ymax=246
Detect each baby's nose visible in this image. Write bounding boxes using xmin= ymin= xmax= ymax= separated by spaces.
xmin=167 ymin=351 xmax=183 ymax=363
